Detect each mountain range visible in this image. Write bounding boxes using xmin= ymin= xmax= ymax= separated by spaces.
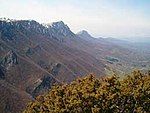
xmin=0 ymin=18 xmax=150 ymax=113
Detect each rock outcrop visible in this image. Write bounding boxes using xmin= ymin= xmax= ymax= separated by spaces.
xmin=0 ymin=51 xmax=18 ymax=70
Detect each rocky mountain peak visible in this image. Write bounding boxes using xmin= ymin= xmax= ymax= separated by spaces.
xmin=77 ymin=30 xmax=92 ymax=37
xmin=51 ymin=21 xmax=69 ymax=29
xmin=77 ymin=30 xmax=88 ymax=34
xmin=50 ymin=21 xmax=74 ymax=37
xmin=42 ymin=21 xmax=75 ymax=41
xmin=76 ymin=30 xmax=94 ymax=41
xmin=0 ymin=19 xmax=75 ymax=42
xmin=42 ymin=21 xmax=70 ymax=31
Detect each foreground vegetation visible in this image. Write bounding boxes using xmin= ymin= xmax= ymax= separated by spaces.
xmin=24 ymin=70 xmax=150 ymax=113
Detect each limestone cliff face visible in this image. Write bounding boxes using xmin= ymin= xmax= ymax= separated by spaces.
xmin=0 ymin=51 xmax=18 ymax=70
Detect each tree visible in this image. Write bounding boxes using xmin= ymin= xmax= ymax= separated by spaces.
xmin=23 ymin=70 xmax=150 ymax=113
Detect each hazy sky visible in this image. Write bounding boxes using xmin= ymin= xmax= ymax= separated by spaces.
xmin=0 ymin=0 xmax=150 ymax=39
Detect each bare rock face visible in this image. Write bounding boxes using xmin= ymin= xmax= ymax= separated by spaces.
xmin=43 ymin=21 xmax=76 ymax=42
xmin=51 ymin=63 xmax=61 ymax=76
xmin=0 ymin=19 xmax=18 ymax=42
xmin=26 ymin=75 xmax=54 ymax=97
xmin=0 ymin=51 xmax=18 ymax=70
xmin=0 ymin=19 xmax=76 ymax=43
xmin=50 ymin=21 xmax=73 ymax=37
xmin=26 ymin=63 xmax=61 ymax=97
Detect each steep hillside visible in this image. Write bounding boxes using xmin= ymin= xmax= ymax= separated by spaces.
xmin=0 ymin=18 xmax=150 ymax=113
xmin=0 ymin=18 xmax=106 ymax=113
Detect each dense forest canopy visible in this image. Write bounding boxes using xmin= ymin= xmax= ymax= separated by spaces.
xmin=24 ymin=70 xmax=150 ymax=113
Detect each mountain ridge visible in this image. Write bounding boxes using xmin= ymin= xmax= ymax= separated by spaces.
xmin=0 ymin=18 xmax=150 ymax=113
xmin=0 ymin=18 xmax=107 ymax=113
